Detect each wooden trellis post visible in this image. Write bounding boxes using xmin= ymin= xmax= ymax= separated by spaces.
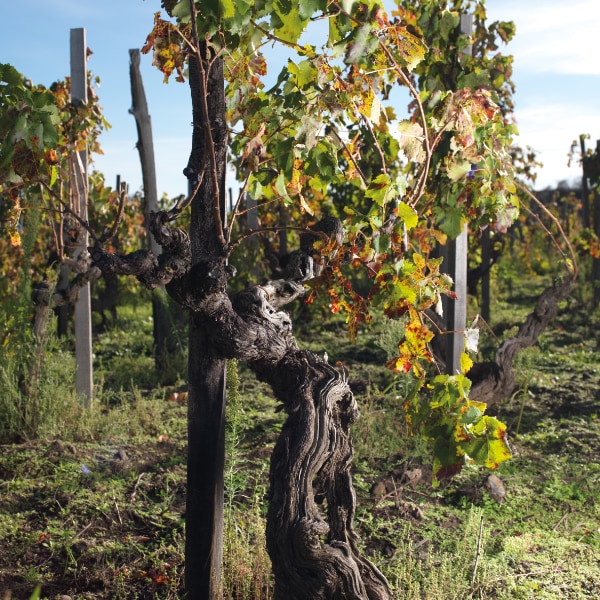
xmin=442 ymin=14 xmax=472 ymax=375
xmin=129 ymin=48 xmax=174 ymax=371
xmin=70 ymin=28 xmax=93 ymax=405
xmin=592 ymin=140 xmax=600 ymax=306
xmin=481 ymin=227 xmax=491 ymax=323
xmin=580 ymin=135 xmax=591 ymax=230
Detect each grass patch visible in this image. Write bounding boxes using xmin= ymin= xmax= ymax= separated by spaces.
xmin=1 ymin=264 xmax=600 ymax=598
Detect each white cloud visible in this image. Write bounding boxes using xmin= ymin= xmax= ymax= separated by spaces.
xmin=513 ymin=101 xmax=600 ymax=187
xmin=487 ymin=0 xmax=600 ymax=75
xmin=484 ymin=0 xmax=600 ymax=188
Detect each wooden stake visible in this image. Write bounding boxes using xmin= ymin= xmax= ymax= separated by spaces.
xmin=70 ymin=27 xmax=93 ymax=406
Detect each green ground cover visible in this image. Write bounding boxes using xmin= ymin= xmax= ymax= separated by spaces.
xmin=1 ymin=267 xmax=599 ymax=599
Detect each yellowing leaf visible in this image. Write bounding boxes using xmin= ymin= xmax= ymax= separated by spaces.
xmin=397 ymin=120 xmax=426 ymax=163
xmin=219 ymin=0 xmax=235 ymax=19
xmin=9 ymin=231 xmax=21 ymax=247
xmin=460 ymin=351 xmax=473 ymax=374
xmin=273 ymin=2 xmax=309 ymax=43
xmin=459 ymin=416 xmax=511 ymax=470
xmin=391 ymin=26 xmax=426 ymax=72
xmin=446 ymin=158 xmax=472 ymax=182
xmin=397 ymin=201 xmax=418 ymax=230
xmin=358 ymin=89 xmax=383 ymax=126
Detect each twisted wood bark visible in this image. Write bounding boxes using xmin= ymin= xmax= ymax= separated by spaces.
xmin=256 ymin=351 xmax=391 ymax=600
xmin=469 ymin=275 xmax=575 ymax=406
xmin=31 ymin=252 xmax=101 ymax=338
xmin=89 ymin=212 xmax=392 ymax=599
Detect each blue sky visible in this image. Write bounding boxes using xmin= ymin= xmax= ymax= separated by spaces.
xmin=2 ymin=0 xmax=599 ymax=198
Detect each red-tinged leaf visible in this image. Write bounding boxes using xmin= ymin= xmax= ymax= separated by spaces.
xmin=386 ymin=357 xmax=412 ymax=374
xmin=383 ymin=303 xmax=409 ymax=319
xmin=241 ymin=123 xmax=266 ymax=168
xmin=455 ymin=427 xmax=470 ymax=443
xmin=37 ymin=532 xmax=52 ymax=544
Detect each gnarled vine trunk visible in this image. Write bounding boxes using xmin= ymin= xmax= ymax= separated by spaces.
xmin=257 ymin=351 xmax=391 ymax=599
xmin=91 ymin=214 xmax=392 ymax=598
xmin=469 ymin=275 xmax=575 ymax=407
xmin=89 ymin=50 xmax=390 ymax=599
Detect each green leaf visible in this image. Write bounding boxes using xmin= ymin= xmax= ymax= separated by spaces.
xmin=457 ymin=71 xmax=492 ymax=91
xmin=437 ymin=206 xmax=464 ymax=239
xmin=247 ymin=174 xmax=263 ymax=199
xmin=172 ymin=0 xmax=191 ymax=20
xmin=10 ymin=114 xmax=28 ymax=144
xmin=274 ymin=171 xmax=287 ymax=197
xmin=460 ymin=405 xmax=482 ymax=425
xmin=373 ymin=233 xmax=391 ymax=254
xmin=439 ymin=11 xmax=460 ymax=41
xmin=365 ymin=173 xmax=392 ymax=206
xmin=49 ymin=165 xmax=58 ymax=187
xmin=446 ymin=158 xmax=472 ymax=182
xmin=298 ymin=0 xmax=327 ymax=19
xmin=220 ymin=0 xmax=235 ymax=19
xmin=369 ymin=214 xmax=383 ymax=229
xmin=328 ymin=12 xmax=352 ymax=46
xmin=459 ymin=416 xmax=511 ymax=469
xmin=272 ymin=0 xmax=309 ymax=42
xmin=397 ymin=201 xmax=418 ymax=231
xmin=287 ymin=59 xmax=317 ymax=89
xmin=345 ymin=22 xmax=376 ymax=64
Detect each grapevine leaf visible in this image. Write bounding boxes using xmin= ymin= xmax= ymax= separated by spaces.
xmin=274 ymin=172 xmax=286 ymax=196
xmin=296 ymin=113 xmax=321 ymax=150
xmin=365 ymin=173 xmax=392 ymax=206
xmin=247 ymin=174 xmax=263 ymax=200
xmin=459 ymin=416 xmax=511 ymax=470
xmin=460 ymin=351 xmax=473 ymax=374
xmin=393 ymin=26 xmax=426 ymax=72
xmin=288 ymin=59 xmax=317 ymax=89
xmin=397 ymin=201 xmax=418 ymax=230
xmin=446 ymin=158 xmax=472 ymax=182
xmin=373 ymin=233 xmax=391 ymax=254
xmin=172 ymin=1 xmax=191 ymax=20
xmin=10 ymin=115 xmax=28 ymax=144
xmin=397 ymin=120 xmax=426 ymax=162
xmin=272 ymin=0 xmax=309 ymax=43
xmin=345 ymin=23 xmax=373 ymax=64
xmin=460 ymin=405 xmax=482 ymax=425
xmin=298 ymin=0 xmax=327 ymax=20
xmin=220 ymin=0 xmax=235 ymax=19
xmin=437 ymin=206 xmax=464 ymax=239
xmin=439 ymin=11 xmax=460 ymax=40
xmin=49 ymin=165 xmax=58 ymax=187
